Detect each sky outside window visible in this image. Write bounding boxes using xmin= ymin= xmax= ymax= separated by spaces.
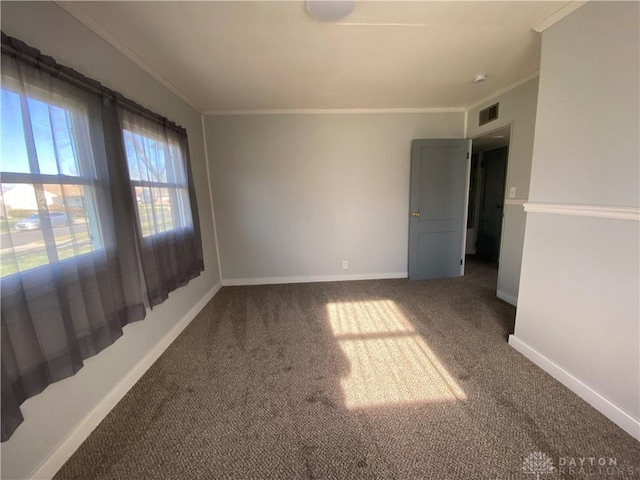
xmin=1 ymin=89 xmax=30 ymax=173
xmin=1 ymin=89 xmax=81 ymax=177
xmin=123 ymin=129 xmax=167 ymax=183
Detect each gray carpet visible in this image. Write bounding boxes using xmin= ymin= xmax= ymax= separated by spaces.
xmin=56 ymin=259 xmax=639 ymax=479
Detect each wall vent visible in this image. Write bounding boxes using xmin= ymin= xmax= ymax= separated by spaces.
xmin=479 ymin=103 xmax=499 ymax=126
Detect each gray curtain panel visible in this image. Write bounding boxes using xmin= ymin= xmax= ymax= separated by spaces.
xmin=0 ymin=33 xmax=204 ymax=441
xmin=118 ymin=109 xmax=204 ymax=307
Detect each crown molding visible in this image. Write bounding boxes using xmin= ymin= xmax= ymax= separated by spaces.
xmin=524 ymin=202 xmax=640 ymax=222
xmin=54 ymin=1 xmax=200 ymax=113
xmin=203 ymin=107 xmax=466 ymax=116
xmin=52 ymin=1 xmax=556 ymax=117
xmin=533 ymin=1 xmax=588 ymax=33
xmin=465 ymin=71 xmax=540 ymax=112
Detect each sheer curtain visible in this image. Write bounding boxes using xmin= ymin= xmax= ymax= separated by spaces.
xmin=118 ymin=109 xmax=204 ymax=307
xmin=1 ymin=34 xmax=203 ymax=441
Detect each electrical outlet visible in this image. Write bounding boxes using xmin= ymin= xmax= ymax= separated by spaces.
xmin=342 ymin=260 xmax=348 ymax=269
xmin=509 ymin=187 xmax=516 ymax=199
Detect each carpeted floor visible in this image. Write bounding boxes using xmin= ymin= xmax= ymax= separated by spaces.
xmin=56 ymin=259 xmax=639 ymax=479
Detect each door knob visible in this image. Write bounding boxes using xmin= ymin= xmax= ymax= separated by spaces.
xmin=412 ymin=211 xmax=420 ymax=217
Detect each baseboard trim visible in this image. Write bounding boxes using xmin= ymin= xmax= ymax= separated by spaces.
xmin=31 ymin=282 xmax=222 ymax=480
xmin=508 ymin=335 xmax=640 ymax=441
xmin=496 ymin=289 xmax=518 ymax=306
xmin=222 ymin=272 xmax=407 ymax=286
xmin=524 ymin=202 xmax=640 ymax=222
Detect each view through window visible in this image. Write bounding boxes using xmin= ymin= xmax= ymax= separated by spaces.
xmin=0 ymin=87 xmax=103 ymax=277
xmin=123 ymin=128 xmax=193 ymax=238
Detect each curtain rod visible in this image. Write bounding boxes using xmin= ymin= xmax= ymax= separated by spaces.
xmin=1 ymin=32 xmax=187 ymax=136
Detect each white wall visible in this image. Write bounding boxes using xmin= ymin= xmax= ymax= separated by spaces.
xmin=511 ymin=1 xmax=640 ymax=438
xmin=206 ymin=112 xmax=464 ymax=283
xmin=467 ymin=78 xmax=539 ymax=305
xmin=0 ymin=2 xmax=221 ymax=479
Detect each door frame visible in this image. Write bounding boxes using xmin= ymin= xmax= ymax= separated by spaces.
xmin=468 ymin=122 xmax=513 ymax=268
xmin=460 ymin=139 xmax=472 ymax=275
xmin=476 ymin=145 xmax=508 ymax=261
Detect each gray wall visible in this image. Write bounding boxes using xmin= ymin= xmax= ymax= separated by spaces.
xmin=205 ymin=113 xmax=464 ymax=283
xmin=514 ymin=1 xmax=639 ymax=430
xmin=1 ymin=2 xmax=220 ymax=479
xmin=467 ymin=78 xmax=539 ymax=305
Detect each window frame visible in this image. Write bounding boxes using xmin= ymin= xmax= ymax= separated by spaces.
xmin=0 ymin=84 xmax=106 ymax=278
xmin=121 ymin=124 xmax=193 ymax=239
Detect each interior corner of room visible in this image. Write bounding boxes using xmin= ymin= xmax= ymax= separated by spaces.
xmin=0 ymin=1 xmax=638 ymax=479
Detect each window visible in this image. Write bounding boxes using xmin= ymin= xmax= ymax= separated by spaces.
xmin=0 ymin=87 xmax=104 ymax=278
xmin=2 ymin=33 xmax=204 ymax=443
xmin=122 ymin=127 xmax=194 ymax=237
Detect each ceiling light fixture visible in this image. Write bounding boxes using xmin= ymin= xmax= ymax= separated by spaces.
xmin=306 ymin=0 xmax=355 ymax=22
xmin=473 ymin=74 xmax=487 ymax=84
xmin=492 ymin=135 xmax=505 ymax=139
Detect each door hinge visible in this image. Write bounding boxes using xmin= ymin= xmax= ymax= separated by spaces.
xmin=467 ymin=152 xmax=469 ymax=159
xmin=460 ymin=259 xmax=463 ymax=265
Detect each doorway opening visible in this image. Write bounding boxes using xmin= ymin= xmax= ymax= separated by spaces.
xmin=465 ymin=125 xmax=511 ymax=272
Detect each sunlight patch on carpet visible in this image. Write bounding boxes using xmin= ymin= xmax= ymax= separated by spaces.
xmin=327 ymin=300 xmax=466 ymax=409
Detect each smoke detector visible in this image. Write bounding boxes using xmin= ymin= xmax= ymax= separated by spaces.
xmin=306 ymin=0 xmax=355 ymax=22
xmin=473 ymin=74 xmax=487 ymax=84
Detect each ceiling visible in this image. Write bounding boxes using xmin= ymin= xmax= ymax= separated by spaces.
xmin=64 ymin=1 xmax=572 ymax=113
